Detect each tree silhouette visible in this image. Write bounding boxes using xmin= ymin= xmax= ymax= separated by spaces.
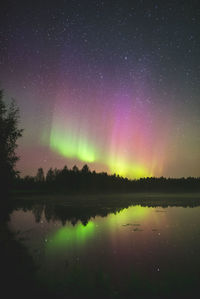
xmin=81 ymin=164 xmax=90 ymax=173
xmin=72 ymin=165 xmax=79 ymax=172
xmin=46 ymin=168 xmax=54 ymax=182
xmin=14 ymin=163 xmax=200 ymax=194
xmin=35 ymin=168 xmax=45 ymax=182
xmin=0 ymin=89 xmax=23 ymax=191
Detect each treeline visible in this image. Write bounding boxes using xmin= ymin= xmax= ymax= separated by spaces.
xmin=13 ymin=164 xmax=200 ymax=193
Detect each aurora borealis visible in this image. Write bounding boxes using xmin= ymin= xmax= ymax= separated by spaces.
xmin=1 ymin=0 xmax=200 ymax=178
xmin=48 ymin=84 xmax=172 ymax=178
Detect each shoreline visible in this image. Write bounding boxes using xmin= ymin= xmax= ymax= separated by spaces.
xmin=10 ymin=192 xmax=200 ymax=208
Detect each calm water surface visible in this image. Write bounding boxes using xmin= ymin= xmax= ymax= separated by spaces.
xmin=9 ymin=204 xmax=200 ymax=297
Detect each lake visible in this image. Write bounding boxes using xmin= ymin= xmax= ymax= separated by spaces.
xmin=8 ymin=200 xmax=200 ymax=298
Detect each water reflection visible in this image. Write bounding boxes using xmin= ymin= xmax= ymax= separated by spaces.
xmin=9 ymin=201 xmax=200 ymax=298
xmin=47 ymin=221 xmax=95 ymax=252
xmin=12 ymin=194 xmax=200 ymax=227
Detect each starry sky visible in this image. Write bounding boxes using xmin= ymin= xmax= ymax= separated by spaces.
xmin=1 ymin=0 xmax=200 ymax=178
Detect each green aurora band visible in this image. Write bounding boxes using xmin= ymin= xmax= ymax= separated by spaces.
xmin=50 ymin=128 xmax=97 ymax=163
xmin=49 ymin=127 xmax=150 ymax=178
xmin=47 ymin=92 xmax=171 ymax=179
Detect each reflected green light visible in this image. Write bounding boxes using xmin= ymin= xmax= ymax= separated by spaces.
xmin=107 ymin=205 xmax=151 ymax=228
xmin=46 ymin=221 xmax=95 ymax=252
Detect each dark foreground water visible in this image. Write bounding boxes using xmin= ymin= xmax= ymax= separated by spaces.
xmin=9 ymin=202 xmax=200 ymax=298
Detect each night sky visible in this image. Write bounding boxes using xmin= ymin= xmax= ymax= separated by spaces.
xmin=1 ymin=0 xmax=200 ymax=178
